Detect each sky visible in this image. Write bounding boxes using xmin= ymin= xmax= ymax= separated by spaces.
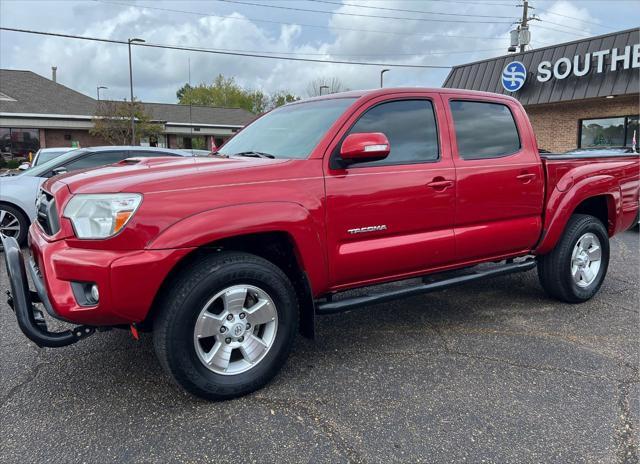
xmin=0 ymin=0 xmax=637 ymax=104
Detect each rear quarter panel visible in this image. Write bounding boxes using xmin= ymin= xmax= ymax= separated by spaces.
xmin=536 ymin=155 xmax=639 ymax=254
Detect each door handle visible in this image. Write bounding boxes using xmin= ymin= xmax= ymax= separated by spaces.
xmin=516 ymin=172 xmax=536 ymax=183
xmin=427 ymin=178 xmax=454 ymax=191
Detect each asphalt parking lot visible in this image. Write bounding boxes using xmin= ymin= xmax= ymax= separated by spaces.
xmin=0 ymin=231 xmax=638 ymax=463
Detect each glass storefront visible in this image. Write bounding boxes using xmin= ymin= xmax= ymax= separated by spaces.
xmin=0 ymin=128 xmax=40 ymax=157
xmin=580 ymin=115 xmax=639 ymax=148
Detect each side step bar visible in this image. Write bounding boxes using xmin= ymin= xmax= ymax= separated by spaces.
xmin=315 ymin=259 xmax=537 ymax=314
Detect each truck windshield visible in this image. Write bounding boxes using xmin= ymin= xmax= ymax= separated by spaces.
xmin=220 ymin=98 xmax=357 ymax=159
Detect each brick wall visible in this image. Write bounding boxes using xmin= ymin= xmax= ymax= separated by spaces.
xmin=526 ymin=95 xmax=639 ymax=153
xmin=43 ymin=129 xmax=108 ymax=149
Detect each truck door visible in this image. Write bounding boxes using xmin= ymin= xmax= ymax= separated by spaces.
xmin=445 ymin=97 xmax=544 ymax=261
xmin=324 ymin=94 xmax=456 ymax=289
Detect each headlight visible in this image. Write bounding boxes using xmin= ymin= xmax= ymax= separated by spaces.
xmin=63 ymin=193 xmax=142 ymax=239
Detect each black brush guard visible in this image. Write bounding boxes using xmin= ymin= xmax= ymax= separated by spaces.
xmin=1 ymin=234 xmax=95 ymax=347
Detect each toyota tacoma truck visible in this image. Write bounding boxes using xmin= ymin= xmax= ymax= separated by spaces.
xmin=2 ymin=88 xmax=639 ymax=400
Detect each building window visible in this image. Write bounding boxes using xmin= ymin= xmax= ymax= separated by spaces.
xmin=0 ymin=128 xmax=40 ymax=157
xmin=579 ymin=116 xmax=639 ymax=148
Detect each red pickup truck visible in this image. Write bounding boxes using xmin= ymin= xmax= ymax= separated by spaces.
xmin=2 ymin=88 xmax=639 ymax=400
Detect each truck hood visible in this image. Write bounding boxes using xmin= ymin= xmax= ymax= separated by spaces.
xmin=48 ymin=156 xmax=291 ymax=194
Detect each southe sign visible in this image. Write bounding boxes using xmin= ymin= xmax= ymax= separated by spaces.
xmin=537 ymin=44 xmax=640 ymax=82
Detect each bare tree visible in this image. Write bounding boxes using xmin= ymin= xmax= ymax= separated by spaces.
xmin=305 ymin=77 xmax=347 ymax=97
xmin=90 ymin=100 xmax=163 ymax=145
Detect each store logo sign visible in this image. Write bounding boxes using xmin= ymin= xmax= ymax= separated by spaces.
xmin=502 ymin=61 xmax=527 ymax=92
xmin=537 ymin=43 xmax=640 ymax=83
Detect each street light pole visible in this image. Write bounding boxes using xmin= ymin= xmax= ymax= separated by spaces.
xmin=128 ymin=37 xmax=145 ymax=145
xmin=96 ymin=85 xmax=108 ymax=101
xmin=319 ymin=85 xmax=329 ymax=96
xmin=380 ymin=69 xmax=390 ymax=88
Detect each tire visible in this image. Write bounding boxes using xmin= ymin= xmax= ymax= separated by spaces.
xmin=537 ymin=214 xmax=610 ymax=303
xmin=0 ymin=204 xmax=29 ymax=247
xmin=153 ymin=251 xmax=299 ymax=400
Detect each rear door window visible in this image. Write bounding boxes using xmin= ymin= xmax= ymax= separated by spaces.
xmin=450 ymin=100 xmax=521 ymax=160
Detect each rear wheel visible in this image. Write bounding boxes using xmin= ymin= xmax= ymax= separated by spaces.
xmin=153 ymin=251 xmax=298 ymax=400
xmin=0 ymin=204 xmax=28 ymax=247
xmin=537 ymin=214 xmax=609 ymax=303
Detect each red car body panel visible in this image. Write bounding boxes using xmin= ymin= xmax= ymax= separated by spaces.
xmin=30 ymin=88 xmax=639 ymax=326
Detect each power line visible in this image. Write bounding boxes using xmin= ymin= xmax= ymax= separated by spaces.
xmin=306 ymin=0 xmax=518 ymax=19
xmin=0 ymin=27 xmax=454 ymax=69
xmin=537 ymin=9 xmax=616 ymax=30
xmin=540 ymin=18 xmax=602 ymax=34
xmin=170 ymin=46 xmax=506 ymax=58
xmin=531 ymin=23 xmax=592 ymax=37
xmin=95 ymin=0 xmax=513 ymax=42
xmin=214 ymin=0 xmax=516 ymax=24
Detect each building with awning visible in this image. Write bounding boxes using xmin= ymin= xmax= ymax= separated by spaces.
xmin=443 ymin=28 xmax=639 ymax=152
xmin=0 ymin=69 xmax=255 ymax=157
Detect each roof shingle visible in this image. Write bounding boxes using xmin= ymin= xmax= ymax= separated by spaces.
xmin=0 ymin=69 xmax=255 ymax=126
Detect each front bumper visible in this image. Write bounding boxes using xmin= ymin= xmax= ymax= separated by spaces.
xmin=27 ymin=225 xmax=192 ymax=326
xmin=1 ymin=233 xmax=95 ymax=347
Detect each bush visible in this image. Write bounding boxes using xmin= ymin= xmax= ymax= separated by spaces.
xmin=0 ymin=158 xmax=6 ymax=168
xmin=6 ymin=159 xmax=21 ymax=169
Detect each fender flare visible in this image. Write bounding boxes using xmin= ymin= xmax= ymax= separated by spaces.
xmin=535 ymin=175 xmax=620 ymax=255
xmin=147 ymin=201 xmax=328 ymax=293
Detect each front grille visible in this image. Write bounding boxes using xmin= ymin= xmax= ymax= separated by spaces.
xmin=36 ymin=190 xmax=60 ymax=236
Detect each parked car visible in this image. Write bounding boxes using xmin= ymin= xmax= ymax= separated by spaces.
xmin=18 ymin=147 xmax=73 ymax=170
xmin=0 ymin=146 xmax=192 ymax=245
xmin=2 ymin=88 xmax=639 ymax=401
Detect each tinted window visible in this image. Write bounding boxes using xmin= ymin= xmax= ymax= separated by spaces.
xmin=220 ymin=98 xmax=355 ymax=159
xmin=346 ymin=99 xmax=438 ymax=167
xmin=62 ymin=151 xmax=127 ymax=172
xmin=450 ymin=101 xmax=520 ymax=159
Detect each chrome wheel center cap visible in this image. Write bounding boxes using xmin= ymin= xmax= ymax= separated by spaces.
xmin=231 ymin=322 xmax=246 ymax=338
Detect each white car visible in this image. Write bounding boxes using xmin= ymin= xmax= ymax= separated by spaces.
xmin=0 ymin=146 xmax=192 ymax=245
xmin=18 ymin=147 xmax=72 ymax=170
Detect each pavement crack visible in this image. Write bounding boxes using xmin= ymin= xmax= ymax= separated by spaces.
xmin=0 ymin=360 xmax=50 ymax=408
xmin=615 ymin=382 xmax=639 ymax=464
xmin=251 ymin=395 xmax=365 ymax=463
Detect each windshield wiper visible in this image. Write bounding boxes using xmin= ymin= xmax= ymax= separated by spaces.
xmin=231 ymin=151 xmax=276 ymax=159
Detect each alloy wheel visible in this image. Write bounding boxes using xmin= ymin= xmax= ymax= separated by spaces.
xmin=193 ymin=284 xmax=278 ymax=375
xmin=570 ymin=232 xmax=602 ymax=288
xmin=0 ymin=209 xmax=21 ymax=239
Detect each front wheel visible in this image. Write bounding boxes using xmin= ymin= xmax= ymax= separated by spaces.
xmin=537 ymin=214 xmax=610 ymax=303
xmin=0 ymin=204 xmax=28 ymax=247
xmin=153 ymin=251 xmax=298 ymax=400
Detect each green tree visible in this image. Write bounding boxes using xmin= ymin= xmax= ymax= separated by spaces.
xmin=177 ymin=75 xmax=300 ymax=114
xmin=269 ymin=91 xmax=300 ymax=109
xmin=176 ymin=83 xmax=192 ymax=101
xmin=90 ymin=100 xmax=163 ymax=145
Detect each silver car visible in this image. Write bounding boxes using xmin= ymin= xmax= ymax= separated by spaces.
xmin=18 ymin=147 xmax=73 ymax=170
xmin=0 ymin=146 xmax=191 ymax=245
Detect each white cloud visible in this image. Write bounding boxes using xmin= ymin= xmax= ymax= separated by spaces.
xmin=0 ymin=0 xmax=631 ymax=103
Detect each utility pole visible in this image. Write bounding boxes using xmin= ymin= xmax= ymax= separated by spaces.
xmin=519 ymin=0 xmax=529 ymax=53
xmin=509 ymin=1 xmax=537 ymax=53
xmin=128 ymin=37 xmax=145 ymax=145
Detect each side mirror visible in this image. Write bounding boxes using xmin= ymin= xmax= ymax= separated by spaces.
xmin=52 ymin=167 xmax=67 ymax=176
xmin=340 ymin=132 xmax=390 ymax=165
